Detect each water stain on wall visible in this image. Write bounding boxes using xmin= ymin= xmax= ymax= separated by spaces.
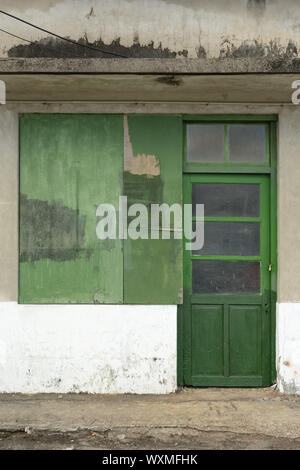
xmin=219 ymin=38 xmax=298 ymax=59
xmin=7 ymin=35 xmax=189 ymax=58
xmin=247 ymin=0 xmax=266 ymax=16
xmin=20 ymin=194 xmax=90 ymax=262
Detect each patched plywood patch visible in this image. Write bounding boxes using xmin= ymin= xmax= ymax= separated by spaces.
xmin=124 ymin=115 xmax=160 ymax=177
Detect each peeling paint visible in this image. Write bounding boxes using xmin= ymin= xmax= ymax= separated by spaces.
xmin=124 ymin=115 xmax=160 ymax=177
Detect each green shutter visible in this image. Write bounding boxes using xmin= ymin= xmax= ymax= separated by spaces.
xmin=19 ymin=114 xmax=123 ymax=304
xmin=123 ymin=115 xmax=183 ymax=304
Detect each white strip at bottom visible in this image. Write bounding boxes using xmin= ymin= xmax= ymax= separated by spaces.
xmin=0 ymin=303 xmax=177 ymax=394
xmin=277 ymin=302 xmax=300 ymax=394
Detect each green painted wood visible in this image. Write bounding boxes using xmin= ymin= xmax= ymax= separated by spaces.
xmin=178 ymin=116 xmax=277 ymax=387
xmin=191 ymin=256 xmax=261 ymax=261
xmin=183 ymin=164 xmax=272 ymax=174
xmin=177 ymin=304 xmax=184 ymax=386
xmin=184 ymin=119 xmax=271 ymax=173
xmin=183 ymin=173 xmax=272 ymax=386
xmin=193 ymin=217 xmax=262 ymax=222
xmin=124 ymin=115 xmax=183 ymax=304
xmin=183 ymin=115 xmax=278 ymax=122
xmin=186 ymin=376 xmax=263 ymax=386
xmin=229 ymin=305 xmax=261 ymax=376
xmin=191 ymin=304 xmax=224 ymax=376
xmin=270 ymin=121 xmax=278 ymax=383
xmin=191 ymin=294 xmax=263 ymax=305
xmin=19 ymin=114 xmax=123 ymax=304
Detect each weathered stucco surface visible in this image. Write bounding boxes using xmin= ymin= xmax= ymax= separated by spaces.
xmin=1 ymin=73 xmax=300 ymax=103
xmin=0 ymin=0 xmax=300 ymax=63
xmin=1 ymin=96 xmax=300 ymax=393
xmin=278 ymin=106 xmax=300 ymax=302
xmin=0 ymin=108 xmax=18 ymax=302
xmin=1 ymin=57 xmax=300 ymax=74
xmin=0 ymin=303 xmax=177 ymax=393
xmin=277 ymin=303 xmax=300 ymax=394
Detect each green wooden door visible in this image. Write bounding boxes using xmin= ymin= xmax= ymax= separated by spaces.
xmin=183 ymin=173 xmax=272 ymax=386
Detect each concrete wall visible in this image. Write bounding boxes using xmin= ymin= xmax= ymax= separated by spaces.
xmin=277 ymin=303 xmax=300 ymax=394
xmin=1 ymin=102 xmax=300 ymax=393
xmin=0 ymin=303 xmax=177 ymax=394
xmin=0 ymin=1 xmax=300 ymax=60
xmin=0 ymin=108 xmax=18 ymax=302
xmin=278 ymin=106 xmax=300 ymax=302
xmin=0 ymin=107 xmax=178 ymax=393
xmin=276 ymin=106 xmax=300 ymax=393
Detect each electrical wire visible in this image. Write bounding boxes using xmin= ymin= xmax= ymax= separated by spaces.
xmin=0 ymin=27 xmax=87 ymax=58
xmin=0 ymin=27 xmax=33 ymax=44
xmin=0 ymin=9 xmax=127 ymax=58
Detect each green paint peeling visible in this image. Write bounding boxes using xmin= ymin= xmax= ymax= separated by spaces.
xmin=124 ymin=115 xmax=183 ymax=304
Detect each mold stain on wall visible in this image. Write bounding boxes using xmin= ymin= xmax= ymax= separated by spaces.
xmin=219 ymin=38 xmax=298 ymax=59
xmin=1 ymin=0 xmax=300 ymax=60
xmin=20 ymin=194 xmax=90 ymax=262
xmin=7 ymin=36 xmax=189 ymax=58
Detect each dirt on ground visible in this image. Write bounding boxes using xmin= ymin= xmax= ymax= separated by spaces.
xmin=0 ymin=387 xmax=300 ymax=450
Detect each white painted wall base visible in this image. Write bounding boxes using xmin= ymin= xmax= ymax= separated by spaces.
xmin=277 ymin=303 xmax=300 ymax=394
xmin=0 ymin=303 xmax=177 ymax=394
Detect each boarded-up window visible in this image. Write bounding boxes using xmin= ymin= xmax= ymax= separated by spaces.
xmin=19 ymin=114 xmax=123 ymax=303
xmin=19 ymin=114 xmax=183 ymax=304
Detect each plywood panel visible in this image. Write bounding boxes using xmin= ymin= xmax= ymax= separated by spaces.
xmin=19 ymin=114 xmax=123 ymax=303
xmin=123 ymin=115 xmax=182 ymax=304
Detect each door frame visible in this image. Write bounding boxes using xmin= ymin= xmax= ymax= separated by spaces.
xmin=177 ymin=115 xmax=277 ymax=386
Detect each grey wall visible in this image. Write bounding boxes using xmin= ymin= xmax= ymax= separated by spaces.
xmin=278 ymin=106 xmax=300 ymax=302
xmin=0 ymin=1 xmax=300 ymax=60
xmin=0 ymin=108 xmax=18 ymax=301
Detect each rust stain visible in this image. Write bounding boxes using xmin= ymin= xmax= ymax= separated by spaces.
xmin=124 ymin=115 xmax=160 ymax=178
xmin=283 ymin=360 xmax=291 ymax=367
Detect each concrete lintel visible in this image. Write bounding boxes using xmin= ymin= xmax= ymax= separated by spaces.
xmin=1 ymin=58 xmax=300 ymax=74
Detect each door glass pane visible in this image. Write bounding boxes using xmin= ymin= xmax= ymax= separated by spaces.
xmin=228 ymin=125 xmax=266 ymax=163
xmin=187 ymin=124 xmax=224 ymax=163
xmin=192 ymin=183 xmax=260 ymax=217
xmin=192 ymin=221 xmax=260 ymax=256
xmin=192 ymin=260 xmax=260 ymax=294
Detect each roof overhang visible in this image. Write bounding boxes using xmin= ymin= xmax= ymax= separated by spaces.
xmin=0 ymin=59 xmax=299 ymax=103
